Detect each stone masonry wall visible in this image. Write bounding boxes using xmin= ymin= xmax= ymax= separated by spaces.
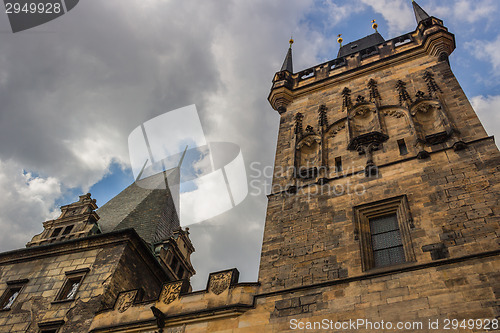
xmin=259 ymin=51 xmax=500 ymax=293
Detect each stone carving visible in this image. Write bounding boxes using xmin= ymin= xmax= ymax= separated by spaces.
xmin=327 ymin=122 xmax=346 ymax=137
xmin=367 ymin=79 xmax=381 ymax=102
xmin=412 ymin=103 xmax=434 ymax=116
xmin=383 ymin=109 xmax=405 ymax=118
xmin=395 ymin=80 xmax=412 ymax=106
xmin=160 ymin=282 xmax=183 ymax=305
xmin=358 ymin=143 xmax=380 ymax=177
xmin=115 ymin=290 xmax=137 ymax=313
xmin=296 ymin=134 xmax=321 ymax=149
xmin=353 ymin=106 xmax=373 ymax=118
xmin=305 ymin=125 xmax=314 ymax=133
xmin=342 ymin=87 xmax=352 ymax=111
xmin=209 ymin=272 xmax=232 ymax=295
xmin=415 ymin=90 xmax=426 ymax=99
xmin=411 ymin=101 xmax=451 ymax=145
xmin=356 ymin=95 xmax=366 ymax=103
xmin=423 ymin=71 xmax=442 ymax=96
xmin=318 ymin=105 xmax=328 ymax=128
xmin=294 ymin=113 xmax=304 ymax=136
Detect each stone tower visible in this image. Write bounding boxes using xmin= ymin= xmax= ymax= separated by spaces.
xmin=261 ymin=0 xmax=499 ymax=319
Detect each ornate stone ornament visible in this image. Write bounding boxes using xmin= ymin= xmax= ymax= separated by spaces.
xmin=209 ymin=272 xmax=232 ymax=295
xmin=353 ymin=106 xmax=372 ymax=118
xmin=160 ymin=282 xmax=183 ymax=305
xmin=326 ymin=122 xmax=346 ymax=137
xmin=296 ymin=134 xmax=321 ymax=149
xmin=115 ymin=290 xmax=137 ymax=313
xmin=383 ymin=109 xmax=405 ymax=118
xmin=412 ymin=103 xmax=434 ymax=116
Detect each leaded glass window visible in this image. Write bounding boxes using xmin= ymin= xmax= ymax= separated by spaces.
xmin=369 ymin=214 xmax=405 ymax=267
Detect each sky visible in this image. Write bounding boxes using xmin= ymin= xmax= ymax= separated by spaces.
xmin=0 ymin=0 xmax=499 ymax=291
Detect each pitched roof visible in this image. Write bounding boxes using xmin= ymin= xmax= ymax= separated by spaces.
xmin=337 ymin=32 xmax=385 ymax=58
xmin=280 ymin=47 xmax=293 ymax=73
xmin=97 ymin=171 xmax=180 ymax=245
xmin=412 ymin=0 xmax=430 ymax=24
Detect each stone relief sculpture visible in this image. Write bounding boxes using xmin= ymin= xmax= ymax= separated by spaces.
xmin=209 ymin=272 xmax=232 ymax=295
xmin=116 ymin=290 xmax=138 ymax=313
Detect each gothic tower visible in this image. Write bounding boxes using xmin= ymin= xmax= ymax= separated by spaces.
xmin=261 ymin=0 xmax=499 ymax=321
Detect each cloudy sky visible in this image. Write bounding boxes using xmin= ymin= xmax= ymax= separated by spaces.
xmin=0 ymin=0 xmax=498 ymax=290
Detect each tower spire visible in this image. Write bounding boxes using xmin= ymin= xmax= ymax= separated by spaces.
xmin=412 ymin=0 xmax=430 ymax=24
xmin=280 ymin=38 xmax=293 ymax=73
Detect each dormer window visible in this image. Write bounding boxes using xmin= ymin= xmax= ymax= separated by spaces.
xmin=51 ymin=227 xmax=63 ymax=238
xmin=62 ymin=225 xmax=74 ymax=235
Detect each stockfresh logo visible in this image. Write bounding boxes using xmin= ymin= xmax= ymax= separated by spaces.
xmin=3 ymin=0 xmax=79 ymax=33
xmin=128 ymin=105 xmax=248 ymax=227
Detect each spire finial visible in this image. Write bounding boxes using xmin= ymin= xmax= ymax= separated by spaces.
xmin=280 ymin=38 xmax=293 ymax=73
xmin=371 ymin=19 xmax=378 ymax=32
xmin=412 ymin=0 xmax=430 ymax=24
xmin=337 ymin=34 xmax=343 ymax=47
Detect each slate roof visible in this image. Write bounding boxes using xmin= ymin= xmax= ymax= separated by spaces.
xmin=412 ymin=0 xmax=430 ymax=24
xmin=97 ymin=171 xmax=180 ymax=245
xmin=280 ymin=47 xmax=293 ymax=73
xmin=337 ymin=32 xmax=385 ymax=58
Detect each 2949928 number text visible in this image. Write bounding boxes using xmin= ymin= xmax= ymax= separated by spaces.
xmin=5 ymin=2 xmax=62 ymax=14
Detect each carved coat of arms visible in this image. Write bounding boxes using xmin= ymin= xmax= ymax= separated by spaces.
xmin=209 ymin=272 xmax=232 ymax=295
xmin=116 ymin=290 xmax=137 ymax=313
xmin=160 ymin=282 xmax=182 ymax=304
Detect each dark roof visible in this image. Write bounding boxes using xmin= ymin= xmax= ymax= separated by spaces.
xmin=412 ymin=0 xmax=430 ymax=24
xmin=337 ymin=32 xmax=385 ymax=58
xmin=97 ymin=171 xmax=180 ymax=245
xmin=280 ymin=47 xmax=293 ymax=73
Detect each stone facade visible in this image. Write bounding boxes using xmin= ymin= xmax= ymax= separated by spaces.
xmin=0 ymin=230 xmax=167 ymax=332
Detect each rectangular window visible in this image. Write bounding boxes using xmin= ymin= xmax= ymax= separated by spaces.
xmin=177 ymin=265 xmax=184 ymax=279
xmin=369 ymin=215 xmax=405 ymax=267
xmin=354 ymin=195 xmax=415 ymax=271
xmin=335 ymin=157 xmax=342 ymax=173
xmin=1 ymin=287 xmax=21 ymax=310
xmin=0 ymin=279 xmax=28 ymax=310
xmin=55 ymin=268 xmax=88 ymax=302
xmin=398 ymin=139 xmax=408 ymax=155
xmin=51 ymin=227 xmax=63 ymax=238
xmin=38 ymin=319 xmax=64 ymax=333
xmin=62 ymin=225 xmax=73 ymax=235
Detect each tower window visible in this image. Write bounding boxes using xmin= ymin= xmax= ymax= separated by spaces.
xmin=335 ymin=157 xmax=342 ymax=173
xmin=51 ymin=227 xmax=63 ymax=238
xmin=177 ymin=265 xmax=184 ymax=279
xmin=62 ymin=225 xmax=73 ymax=235
xmin=354 ymin=195 xmax=415 ymax=271
xmin=397 ymin=139 xmax=408 ymax=155
xmin=369 ymin=215 xmax=405 ymax=267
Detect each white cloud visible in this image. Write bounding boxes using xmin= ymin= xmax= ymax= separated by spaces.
xmin=0 ymin=160 xmax=62 ymax=251
xmin=470 ymin=95 xmax=500 ymax=143
xmin=430 ymin=0 xmax=497 ymax=24
xmin=466 ymin=34 xmax=500 ymax=72
xmin=360 ymin=0 xmax=414 ymax=36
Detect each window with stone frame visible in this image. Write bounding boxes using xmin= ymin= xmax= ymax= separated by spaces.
xmin=55 ymin=268 xmax=89 ymax=302
xmin=0 ymin=279 xmax=28 ymax=310
xmin=38 ymin=319 xmax=64 ymax=333
xmin=353 ymin=195 xmax=416 ymax=271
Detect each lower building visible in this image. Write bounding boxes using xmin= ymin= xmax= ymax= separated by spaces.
xmin=1 ymin=2 xmax=499 ymax=332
